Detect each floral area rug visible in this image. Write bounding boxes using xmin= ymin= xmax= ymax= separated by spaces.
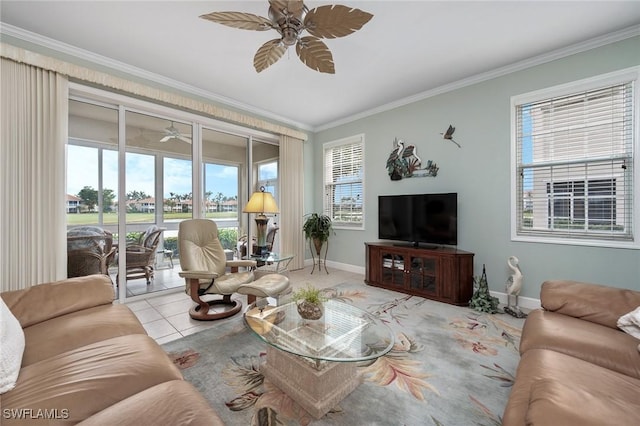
xmin=162 ymin=282 xmax=524 ymax=426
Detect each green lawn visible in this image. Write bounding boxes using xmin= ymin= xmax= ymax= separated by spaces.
xmin=67 ymin=211 xmax=237 ymax=226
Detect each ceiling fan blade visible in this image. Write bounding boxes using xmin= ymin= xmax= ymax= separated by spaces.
xmin=304 ymin=5 xmax=373 ymax=39
xmin=178 ymin=136 xmax=192 ymax=144
xmin=295 ymin=36 xmax=335 ymax=74
xmin=254 ymin=39 xmax=287 ymax=73
xmin=200 ymin=11 xmax=273 ymax=31
xmin=160 ymin=135 xmax=172 ymax=143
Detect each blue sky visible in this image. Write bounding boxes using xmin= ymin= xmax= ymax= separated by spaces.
xmin=67 ymin=145 xmax=240 ymax=199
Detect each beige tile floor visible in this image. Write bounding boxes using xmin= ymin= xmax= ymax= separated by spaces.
xmin=126 ymin=266 xmax=364 ymax=345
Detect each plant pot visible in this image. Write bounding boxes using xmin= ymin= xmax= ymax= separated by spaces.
xmin=296 ymin=300 xmax=324 ymax=320
xmin=312 ymin=238 xmax=324 ymax=256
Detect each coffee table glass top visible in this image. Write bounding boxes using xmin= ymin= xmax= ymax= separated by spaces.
xmin=244 ymin=300 xmax=394 ymax=363
xmin=243 ymin=252 xmax=293 ymax=263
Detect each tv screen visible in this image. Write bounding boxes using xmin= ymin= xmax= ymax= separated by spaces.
xmin=378 ymin=193 xmax=457 ymax=246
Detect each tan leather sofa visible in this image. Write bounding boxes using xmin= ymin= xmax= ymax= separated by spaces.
xmin=1 ymin=275 xmax=223 ymax=425
xmin=503 ymin=280 xmax=640 ymax=425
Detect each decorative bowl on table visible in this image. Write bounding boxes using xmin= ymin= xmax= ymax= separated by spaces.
xmin=292 ymin=284 xmax=326 ymax=320
xmin=296 ymin=300 xmax=324 ymax=320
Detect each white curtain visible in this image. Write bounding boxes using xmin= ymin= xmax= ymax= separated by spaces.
xmin=1 ymin=58 xmax=68 ymax=292
xmin=279 ymin=135 xmax=305 ymax=270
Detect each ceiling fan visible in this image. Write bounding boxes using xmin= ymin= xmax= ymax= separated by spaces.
xmin=160 ymin=122 xmax=191 ymax=144
xmin=200 ymin=0 xmax=373 ymax=74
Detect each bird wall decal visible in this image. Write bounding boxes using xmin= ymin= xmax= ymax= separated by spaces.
xmin=441 ymin=125 xmax=461 ymax=148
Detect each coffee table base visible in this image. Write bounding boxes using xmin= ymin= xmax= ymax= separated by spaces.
xmin=262 ymin=345 xmax=361 ymax=419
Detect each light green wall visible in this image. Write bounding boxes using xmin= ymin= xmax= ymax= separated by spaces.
xmin=311 ymin=36 xmax=640 ymax=298
xmin=5 ymin=32 xmax=638 ymax=296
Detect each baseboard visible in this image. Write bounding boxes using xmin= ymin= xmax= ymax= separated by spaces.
xmin=490 ymin=291 xmax=541 ymax=311
xmin=303 ymin=258 xmax=541 ymax=310
xmin=302 ymin=258 xmax=365 ymax=275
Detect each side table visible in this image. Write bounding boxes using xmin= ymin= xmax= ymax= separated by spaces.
xmin=244 ymin=253 xmax=294 ymax=278
xmin=155 ymin=249 xmax=174 ymax=269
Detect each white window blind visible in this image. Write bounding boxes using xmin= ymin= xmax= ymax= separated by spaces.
xmin=514 ymin=77 xmax=635 ymax=244
xmin=323 ymin=135 xmax=364 ymax=229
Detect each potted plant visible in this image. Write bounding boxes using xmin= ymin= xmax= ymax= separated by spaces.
xmin=302 ymin=213 xmax=333 ymax=257
xmin=292 ymin=284 xmax=327 ymax=320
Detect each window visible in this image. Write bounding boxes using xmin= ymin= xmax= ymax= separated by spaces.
xmin=512 ymin=68 xmax=637 ymax=246
xmin=67 ymin=99 xmax=119 ymax=229
xmin=546 ymin=179 xmax=618 ymax=228
xmin=323 ymin=134 xmax=364 ymax=229
xmin=257 ymin=160 xmax=278 ymax=200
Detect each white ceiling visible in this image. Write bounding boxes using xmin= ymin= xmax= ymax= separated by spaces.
xmin=2 ymin=1 xmax=640 ymax=131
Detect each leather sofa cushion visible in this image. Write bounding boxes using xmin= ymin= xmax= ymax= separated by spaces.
xmin=526 ymin=378 xmax=640 ymax=426
xmin=2 ymin=275 xmax=115 ymax=328
xmin=2 ymin=334 xmax=183 ymax=425
xmin=78 ymin=380 xmax=224 ymax=426
xmin=503 ymin=349 xmax=640 ymax=426
xmin=540 ymin=280 xmax=640 ymax=329
xmin=21 ymin=304 xmax=146 ymax=367
xmin=520 ymin=309 xmax=640 ymax=379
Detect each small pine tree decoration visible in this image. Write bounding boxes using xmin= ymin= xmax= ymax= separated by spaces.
xmin=469 ymin=264 xmax=500 ymax=314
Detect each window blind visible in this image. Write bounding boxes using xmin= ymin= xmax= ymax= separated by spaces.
xmin=515 ymin=81 xmax=634 ymax=242
xmin=323 ymin=135 xmax=364 ymax=228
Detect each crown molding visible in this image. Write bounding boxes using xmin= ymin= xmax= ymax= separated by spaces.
xmin=315 ymin=24 xmax=640 ymax=132
xmin=3 ymin=22 xmax=638 ymax=134
xmin=0 ymin=23 xmax=314 ymax=132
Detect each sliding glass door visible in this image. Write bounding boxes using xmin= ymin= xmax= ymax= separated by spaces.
xmin=122 ymin=111 xmax=193 ymax=296
xmin=67 ymin=85 xmax=279 ymax=302
xmin=202 ymin=127 xmax=246 ymax=255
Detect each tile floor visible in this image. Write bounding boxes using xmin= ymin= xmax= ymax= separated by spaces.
xmin=109 ymin=265 xmax=184 ymax=297
xmin=125 ymin=266 xmax=365 ymax=345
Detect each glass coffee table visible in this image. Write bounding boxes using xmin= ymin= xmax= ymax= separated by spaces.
xmin=243 ymin=252 xmax=294 ymax=275
xmin=244 ymin=299 xmax=394 ymax=418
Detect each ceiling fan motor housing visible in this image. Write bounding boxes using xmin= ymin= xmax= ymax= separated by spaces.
xmin=268 ymin=5 xmax=307 ymax=46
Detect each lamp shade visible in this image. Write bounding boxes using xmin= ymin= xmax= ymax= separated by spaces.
xmin=243 ymin=190 xmax=279 ymax=214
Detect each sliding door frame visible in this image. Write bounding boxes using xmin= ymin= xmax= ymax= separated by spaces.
xmin=69 ymin=83 xmax=279 ymax=303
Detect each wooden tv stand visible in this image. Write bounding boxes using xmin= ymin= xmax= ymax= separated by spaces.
xmin=365 ymin=242 xmax=474 ymax=306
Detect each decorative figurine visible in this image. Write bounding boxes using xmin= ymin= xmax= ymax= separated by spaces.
xmin=469 ymin=264 xmax=500 ymax=314
xmin=504 ymin=256 xmax=527 ymax=318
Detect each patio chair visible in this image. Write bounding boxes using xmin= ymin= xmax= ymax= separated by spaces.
xmin=117 ymin=226 xmax=164 ymax=285
xmin=178 ymin=219 xmax=290 ymax=320
xmin=67 ymin=226 xmax=116 ymax=278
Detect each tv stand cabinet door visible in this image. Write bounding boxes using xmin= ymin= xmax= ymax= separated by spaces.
xmin=378 ymin=248 xmax=407 ymax=291
xmin=407 ymin=254 xmax=438 ymax=298
xmin=366 ymin=244 xmax=405 ymax=291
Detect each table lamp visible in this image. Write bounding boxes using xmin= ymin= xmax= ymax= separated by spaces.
xmin=243 ymin=186 xmax=279 ymax=255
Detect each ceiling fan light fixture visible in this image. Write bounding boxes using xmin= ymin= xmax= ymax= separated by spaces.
xmin=281 ymin=27 xmax=299 ymax=46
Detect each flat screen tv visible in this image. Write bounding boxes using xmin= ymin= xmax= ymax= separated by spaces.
xmin=378 ymin=193 xmax=457 ymax=246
